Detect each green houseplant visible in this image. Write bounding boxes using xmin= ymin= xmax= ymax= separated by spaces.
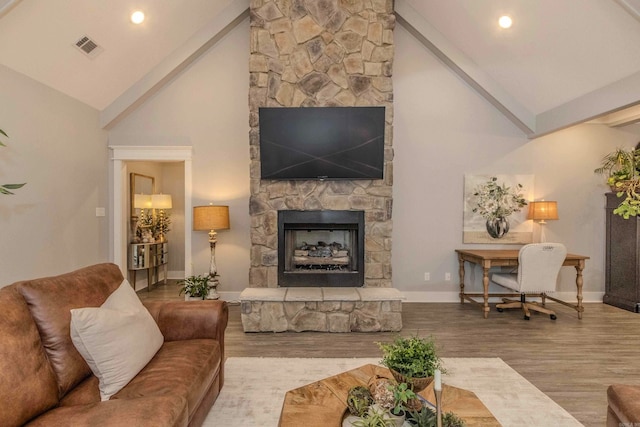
xmin=407 ymin=406 xmax=467 ymax=427
xmin=377 ymin=335 xmax=444 ymax=392
xmin=178 ymin=275 xmax=210 ymax=300
xmin=0 ymin=129 xmax=26 ymax=195
xmin=594 ymin=148 xmax=640 ymax=219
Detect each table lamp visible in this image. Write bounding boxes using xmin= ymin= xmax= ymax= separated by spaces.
xmin=193 ymin=205 xmax=230 ymax=299
xmin=151 ymin=193 xmax=172 ymax=242
xmin=527 ymin=201 xmax=559 ymax=243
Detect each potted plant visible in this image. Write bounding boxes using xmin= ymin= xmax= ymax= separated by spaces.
xmin=377 ymin=335 xmax=444 ymax=392
xmin=407 ymin=406 xmax=467 ymax=427
xmin=350 ymin=404 xmax=395 ymax=427
xmin=178 ymin=275 xmax=210 ymax=300
xmin=347 ymin=386 xmax=375 ymax=418
xmin=594 ymin=148 xmax=640 ymax=218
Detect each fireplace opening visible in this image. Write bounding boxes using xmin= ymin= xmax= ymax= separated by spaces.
xmin=278 ymin=210 xmax=364 ymax=287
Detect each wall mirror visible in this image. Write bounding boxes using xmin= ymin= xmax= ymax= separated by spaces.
xmin=130 ymin=173 xmax=155 ymax=219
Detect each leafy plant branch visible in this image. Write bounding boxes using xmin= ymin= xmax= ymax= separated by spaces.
xmin=1 ymin=129 xmax=26 ymax=195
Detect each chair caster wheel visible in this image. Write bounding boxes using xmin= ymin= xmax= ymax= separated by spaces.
xmin=550 ymin=314 xmax=557 ymax=320
xmin=497 ymin=307 xmax=504 ymax=312
xmin=524 ymin=315 xmax=530 ymax=320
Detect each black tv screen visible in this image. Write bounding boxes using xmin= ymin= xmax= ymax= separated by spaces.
xmin=259 ymin=106 xmax=385 ymax=180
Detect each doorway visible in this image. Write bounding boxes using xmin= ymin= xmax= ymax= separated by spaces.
xmin=110 ymin=146 xmax=193 ymax=288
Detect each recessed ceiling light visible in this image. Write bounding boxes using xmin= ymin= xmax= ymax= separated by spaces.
xmin=498 ymin=15 xmax=513 ymax=29
xmin=131 ymin=11 xmax=145 ymax=24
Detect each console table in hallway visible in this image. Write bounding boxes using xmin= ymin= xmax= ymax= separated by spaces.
xmin=455 ymin=249 xmax=590 ymax=319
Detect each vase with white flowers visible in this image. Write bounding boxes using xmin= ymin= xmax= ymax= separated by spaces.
xmin=472 ymin=177 xmax=527 ymax=239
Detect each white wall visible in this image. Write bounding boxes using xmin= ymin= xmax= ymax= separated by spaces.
xmin=392 ymin=24 xmax=640 ymax=300
xmin=0 ymin=64 xmax=108 ymax=285
xmin=108 ymin=19 xmax=251 ymax=293
xmin=4 ymin=13 xmax=633 ymax=298
xmin=109 ymin=17 xmax=640 ymax=301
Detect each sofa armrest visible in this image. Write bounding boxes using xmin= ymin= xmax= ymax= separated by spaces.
xmin=608 ymin=384 xmax=640 ymax=424
xmin=143 ymin=300 xmax=228 ymax=343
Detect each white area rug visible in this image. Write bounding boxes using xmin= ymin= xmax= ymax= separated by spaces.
xmin=203 ymin=357 xmax=583 ymax=427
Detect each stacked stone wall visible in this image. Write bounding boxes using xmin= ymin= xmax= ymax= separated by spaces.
xmin=248 ymin=0 xmax=395 ymax=288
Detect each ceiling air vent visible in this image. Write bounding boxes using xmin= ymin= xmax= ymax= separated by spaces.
xmin=73 ymin=35 xmax=104 ymax=59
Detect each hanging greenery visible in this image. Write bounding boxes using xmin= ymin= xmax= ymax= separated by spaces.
xmin=1 ymin=129 xmax=26 ymax=195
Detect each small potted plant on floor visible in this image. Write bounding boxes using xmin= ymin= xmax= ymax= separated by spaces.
xmin=178 ymin=274 xmax=210 ymax=300
xmin=377 ymin=335 xmax=444 ymax=392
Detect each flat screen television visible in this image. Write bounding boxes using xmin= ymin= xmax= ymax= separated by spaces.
xmin=259 ymin=106 xmax=385 ymax=180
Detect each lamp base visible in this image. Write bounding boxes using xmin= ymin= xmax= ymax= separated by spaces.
xmin=207 ymin=277 xmax=220 ymax=300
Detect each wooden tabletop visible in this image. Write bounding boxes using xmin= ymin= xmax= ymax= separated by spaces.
xmin=455 ymin=249 xmax=589 ymax=262
xmin=278 ymin=364 xmax=500 ymax=427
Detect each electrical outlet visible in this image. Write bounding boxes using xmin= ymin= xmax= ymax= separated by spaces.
xmin=445 ymin=272 xmax=451 ymax=281
xmin=424 ymin=272 xmax=430 ymax=281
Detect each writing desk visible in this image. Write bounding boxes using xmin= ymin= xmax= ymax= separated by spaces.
xmin=455 ymin=249 xmax=589 ymax=319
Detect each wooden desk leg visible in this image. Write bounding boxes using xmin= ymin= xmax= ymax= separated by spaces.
xmin=482 ymin=263 xmax=491 ymax=319
xmin=458 ymin=254 xmax=465 ymax=304
xmin=575 ymin=261 xmax=585 ymax=319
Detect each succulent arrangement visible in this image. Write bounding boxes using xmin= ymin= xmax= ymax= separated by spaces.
xmin=407 ymin=406 xmax=466 ymax=427
xmin=345 ymin=336 xmax=464 ymax=426
xmin=346 ymin=378 xmax=465 ymax=427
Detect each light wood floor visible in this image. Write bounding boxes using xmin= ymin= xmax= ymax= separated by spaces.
xmin=139 ymin=281 xmax=640 ymax=427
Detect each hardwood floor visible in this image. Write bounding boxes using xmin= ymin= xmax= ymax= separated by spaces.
xmin=139 ymin=281 xmax=640 ymax=426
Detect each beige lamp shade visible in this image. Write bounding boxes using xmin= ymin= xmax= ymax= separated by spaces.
xmin=151 ymin=194 xmax=172 ymax=209
xmin=193 ymin=205 xmax=230 ymax=231
xmin=527 ymin=201 xmax=559 ymax=221
xmin=133 ymin=194 xmax=152 ymax=209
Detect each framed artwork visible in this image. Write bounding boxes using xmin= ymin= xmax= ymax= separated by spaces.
xmin=463 ymin=174 xmax=534 ymax=244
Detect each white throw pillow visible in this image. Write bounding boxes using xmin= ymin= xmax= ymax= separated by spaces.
xmin=70 ymin=279 xmax=164 ymax=401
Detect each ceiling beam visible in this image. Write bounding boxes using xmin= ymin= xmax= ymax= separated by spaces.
xmin=100 ymin=0 xmax=249 ymax=130
xmin=394 ymin=0 xmax=536 ymax=137
xmin=534 ymin=71 xmax=640 ymax=137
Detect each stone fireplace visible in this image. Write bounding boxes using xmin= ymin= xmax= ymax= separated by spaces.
xmin=248 ymin=0 xmax=395 ymax=290
xmin=278 ymin=210 xmax=364 ymax=287
xmin=242 ymin=0 xmax=401 ymax=332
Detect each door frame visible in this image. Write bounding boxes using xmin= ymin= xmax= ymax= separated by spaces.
xmin=109 ymin=145 xmax=193 ymax=278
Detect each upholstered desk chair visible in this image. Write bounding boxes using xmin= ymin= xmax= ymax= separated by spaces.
xmin=491 ymin=243 xmax=567 ymax=320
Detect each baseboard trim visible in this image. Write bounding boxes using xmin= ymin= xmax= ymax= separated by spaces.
xmin=400 ymin=290 xmax=604 ymax=303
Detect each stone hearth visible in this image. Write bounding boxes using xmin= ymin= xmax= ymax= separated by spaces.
xmin=240 ymin=287 xmax=403 ymax=332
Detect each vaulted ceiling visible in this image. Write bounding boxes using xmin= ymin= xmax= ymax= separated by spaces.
xmin=1 ymin=0 xmax=639 ymax=137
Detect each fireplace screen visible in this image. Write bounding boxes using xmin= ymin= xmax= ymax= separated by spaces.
xmin=278 ymin=210 xmax=364 ymax=287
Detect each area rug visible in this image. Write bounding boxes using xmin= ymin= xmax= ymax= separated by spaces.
xmin=203 ymin=357 xmax=583 ymax=427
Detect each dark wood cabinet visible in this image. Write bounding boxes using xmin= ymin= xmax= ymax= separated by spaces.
xmin=604 ymin=193 xmax=640 ymax=312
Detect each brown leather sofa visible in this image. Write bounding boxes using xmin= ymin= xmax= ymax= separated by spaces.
xmin=607 ymin=384 xmax=640 ymax=427
xmin=0 ymin=263 xmax=228 ymax=427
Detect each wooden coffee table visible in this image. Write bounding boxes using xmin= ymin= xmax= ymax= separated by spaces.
xmin=278 ymin=364 xmax=500 ymax=426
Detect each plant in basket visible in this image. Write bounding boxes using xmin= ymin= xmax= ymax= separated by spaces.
xmin=377 ymin=335 xmax=444 ymax=392
xmin=594 ymin=147 xmax=640 ymax=218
